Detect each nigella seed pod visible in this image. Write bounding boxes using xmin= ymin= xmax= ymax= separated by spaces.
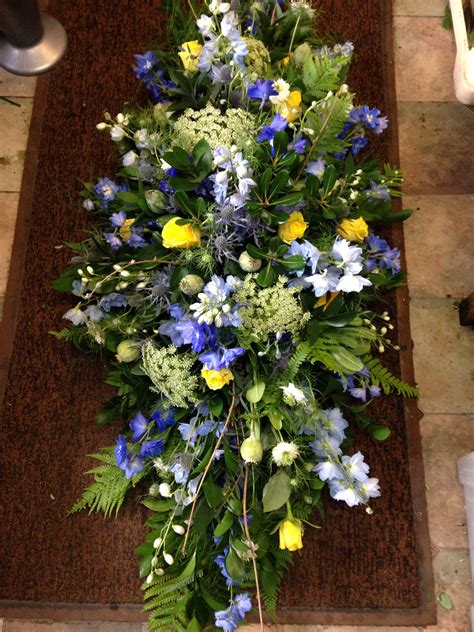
xmin=179 ymin=274 xmax=205 ymax=296
xmin=115 ymin=340 xmax=141 ymax=363
xmin=238 ymin=251 xmax=262 ymax=272
xmin=240 ymin=435 xmax=263 ymax=465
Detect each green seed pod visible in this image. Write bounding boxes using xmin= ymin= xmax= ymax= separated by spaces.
xmin=115 ymin=339 xmax=141 ymax=363
xmin=238 ymin=251 xmax=262 ymax=272
xmin=293 ymin=42 xmax=312 ymax=67
xmin=145 ymin=189 xmax=168 ymax=213
xmin=240 ymin=435 xmax=263 ymax=465
xmin=179 ymin=274 xmax=205 ymax=296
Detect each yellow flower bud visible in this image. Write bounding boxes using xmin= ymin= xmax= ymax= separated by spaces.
xmin=201 ymin=366 xmax=234 ymax=390
xmin=279 ymin=518 xmax=303 ymax=551
xmin=178 ymin=40 xmax=203 ymax=73
xmin=162 ymin=218 xmax=201 ymax=249
xmin=337 ymin=217 xmax=369 ymax=242
xmin=278 ymin=211 xmax=308 ymax=245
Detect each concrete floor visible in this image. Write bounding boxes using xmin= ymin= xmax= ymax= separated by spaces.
xmin=0 ymin=0 xmax=472 ymax=630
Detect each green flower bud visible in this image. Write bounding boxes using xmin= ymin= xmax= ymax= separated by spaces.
xmin=293 ymin=43 xmax=312 ymax=67
xmin=238 ymin=251 xmax=262 ymax=272
xmin=145 ymin=189 xmax=168 ymax=213
xmin=115 ymin=339 xmax=141 ymax=363
xmin=149 ymin=484 xmax=160 ymax=497
xmin=153 ymin=103 xmax=170 ymax=126
xmin=240 ymin=435 xmax=263 ymax=465
xmin=179 ymin=274 xmax=205 ymax=296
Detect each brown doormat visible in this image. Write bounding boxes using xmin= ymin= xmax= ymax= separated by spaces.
xmin=0 ymin=0 xmax=435 ymax=625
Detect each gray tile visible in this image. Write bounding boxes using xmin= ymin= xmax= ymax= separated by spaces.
xmin=394 ymin=17 xmax=456 ymax=102
xmin=403 ymin=194 xmax=474 ymax=298
xmin=393 ymin=0 xmax=447 ymax=16
xmin=0 ymin=98 xmax=33 ymax=192
xmin=398 ymin=102 xmax=474 ymax=195
xmin=410 ymin=297 xmax=474 ymax=414
xmin=421 ymin=413 xmax=471 ymax=549
xmin=426 ymin=550 xmax=472 ymax=632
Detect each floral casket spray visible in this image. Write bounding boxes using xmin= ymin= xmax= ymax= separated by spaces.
xmin=54 ymin=1 xmax=418 ymax=630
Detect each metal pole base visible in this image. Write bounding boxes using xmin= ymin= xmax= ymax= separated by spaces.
xmin=0 ymin=14 xmax=67 ymax=76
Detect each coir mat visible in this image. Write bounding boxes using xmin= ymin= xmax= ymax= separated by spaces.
xmin=0 ymin=0 xmax=436 ymax=625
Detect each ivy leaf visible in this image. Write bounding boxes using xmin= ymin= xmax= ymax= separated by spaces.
xmin=263 ymin=470 xmax=292 ymax=512
xmin=438 ymin=592 xmax=454 ymax=610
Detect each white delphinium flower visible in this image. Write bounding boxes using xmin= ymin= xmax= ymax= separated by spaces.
xmin=313 ymin=459 xmax=341 ymax=481
xmin=122 ymin=150 xmax=138 ymax=167
xmin=197 ymin=14 xmax=215 ymax=37
xmin=82 ymin=198 xmax=95 ymax=211
xmin=341 ymin=452 xmax=370 ymax=481
xmin=159 ymin=482 xmax=172 ymax=497
xmin=272 ymin=442 xmax=299 ymax=467
xmin=269 ymin=79 xmax=290 ymax=105
xmin=358 ymin=477 xmax=381 ymax=501
xmin=110 ymin=125 xmax=125 ymax=141
xmin=280 ymin=382 xmax=306 ymax=406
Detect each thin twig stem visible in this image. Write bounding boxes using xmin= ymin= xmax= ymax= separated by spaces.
xmin=243 ymin=466 xmax=264 ymax=631
xmin=182 ymin=384 xmax=237 ymax=555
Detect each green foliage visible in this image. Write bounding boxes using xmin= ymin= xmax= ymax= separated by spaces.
xmin=143 ymin=555 xmax=196 ymax=631
xmin=70 ymin=447 xmax=146 ymax=518
xmin=302 ymin=54 xmax=343 ymax=100
xmin=305 ymin=92 xmax=353 ymax=155
xmin=363 ymin=356 xmax=419 ymax=397
xmin=281 ymin=342 xmax=312 ymax=382
xmin=260 ymin=550 xmax=293 ymax=617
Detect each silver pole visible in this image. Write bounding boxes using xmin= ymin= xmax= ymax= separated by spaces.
xmin=0 ymin=0 xmax=67 ymax=76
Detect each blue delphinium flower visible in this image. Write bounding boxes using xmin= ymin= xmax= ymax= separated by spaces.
xmin=103 ymin=232 xmax=122 ymax=251
xmin=170 ymin=459 xmax=190 ymax=484
xmin=365 ymin=181 xmax=390 ymax=201
xmin=351 ymin=134 xmax=368 ymax=156
xmin=99 ymin=293 xmax=128 ymax=312
xmin=94 ymin=177 xmax=120 ymax=207
xmin=215 ymin=607 xmax=239 ymax=632
xmin=130 ymin=412 xmax=148 ymax=441
xmin=199 ymin=346 xmax=246 ymax=370
xmin=84 ymin=305 xmax=105 ymax=322
xmin=133 ymin=51 xmax=159 ymax=81
xmin=215 ymin=548 xmax=241 ymax=588
xmin=288 ymin=136 xmax=309 ymax=154
xmin=139 ymin=439 xmax=164 ymax=458
xmin=365 ymin=234 xmax=400 ymax=275
xmin=63 ymin=307 xmax=87 ymax=326
xmin=233 ymin=593 xmax=252 ymax=619
xmin=114 ymin=435 xmax=128 ymax=467
xmin=349 ymin=105 xmax=388 ymax=135
xmin=123 ymin=455 xmax=145 ymax=479
xmin=306 ymin=158 xmax=326 ymax=178
xmin=257 ymin=113 xmax=287 ymax=142
xmin=152 ymin=408 xmax=176 ymax=433
xmin=248 ymin=79 xmax=277 ymax=108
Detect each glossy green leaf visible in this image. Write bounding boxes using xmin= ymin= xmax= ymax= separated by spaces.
xmin=263 ymin=470 xmax=292 ymax=512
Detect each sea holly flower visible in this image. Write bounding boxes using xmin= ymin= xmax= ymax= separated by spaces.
xmin=248 ymin=78 xmax=277 ymax=108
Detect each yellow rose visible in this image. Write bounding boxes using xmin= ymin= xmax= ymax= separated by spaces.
xmin=279 ymin=518 xmax=303 ymax=551
xmin=201 ymin=367 xmax=234 ymax=391
xmin=277 ymin=90 xmax=302 ymax=122
xmin=278 ymin=211 xmax=308 ymax=245
xmin=337 ymin=217 xmax=369 ymax=242
xmin=178 ymin=40 xmax=203 ymax=73
xmin=162 ymin=217 xmax=201 ymax=249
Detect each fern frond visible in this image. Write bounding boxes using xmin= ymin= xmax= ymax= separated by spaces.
xmin=281 ymin=342 xmax=311 ymax=382
xmin=260 ymin=550 xmax=292 ymax=617
xmin=363 ymin=356 xmax=419 ymax=397
xmin=69 ymin=447 xmax=146 ymax=518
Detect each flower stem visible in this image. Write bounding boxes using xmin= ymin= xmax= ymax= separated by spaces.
xmin=181 ymin=383 xmax=237 ymax=555
xmin=243 ymin=466 xmax=264 ymax=631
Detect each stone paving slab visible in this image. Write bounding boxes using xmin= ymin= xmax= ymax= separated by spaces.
xmin=394 ymin=17 xmax=456 ymax=102
xmin=398 ymin=102 xmax=474 ymax=196
xmin=403 ymin=194 xmax=474 ymax=299
xmin=393 ymin=0 xmax=446 ymax=16
xmin=421 ymin=413 xmax=471 ymax=549
xmin=0 ymin=192 xmax=19 ymax=300
xmin=0 ymin=71 xmax=37 ymax=98
xmin=0 ymin=99 xmax=33 ymax=192
xmin=410 ymin=297 xmax=474 ymax=414
xmin=3 ymin=621 xmax=143 ymax=632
